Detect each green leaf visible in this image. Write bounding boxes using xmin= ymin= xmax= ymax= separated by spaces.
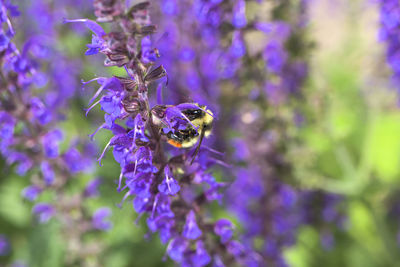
xmin=284 ymin=227 xmax=317 ymax=267
xmin=0 ymin=177 xmax=30 ymax=227
xmin=329 ymin=103 xmax=357 ymax=140
xmin=347 ymin=201 xmax=380 ymax=256
xmin=367 ymin=113 xmax=400 ymax=182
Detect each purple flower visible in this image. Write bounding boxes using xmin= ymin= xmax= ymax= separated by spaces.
xmin=214 ymin=219 xmax=233 ymax=244
xmin=63 ymin=19 xmax=106 ymax=55
xmin=21 ymin=185 xmax=42 ymax=201
xmin=7 ymin=152 xmax=33 ymax=176
xmin=127 ymin=113 xmax=148 ymax=142
xmin=183 ymin=210 xmax=202 ymax=239
xmin=212 ymin=255 xmax=226 ymax=267
xmin=30 ymin=97 xmax=52 ymax=125
xmin=1 ymin=1 xmax=110 ymax=265
xmin=320 ymin=230 xmax=335 ymax=251
xmin=167 ymin=237 xmax=188 ymax=262
xmin=40 ymin=161 xmax=55 ymax=185
xmin=10 ymin=261 xmax=28 ymax=267
xmin=133 ymin=194 xmax=151 ymax=213
xmin=231 ymin=138 xmax=250 ymax=161
xmin=0 ymin=111 xmax=15 ymax=141
xmin=230 ymin=31 xmax=246 ymax=58
xmin=191 ymin=240 xmax=211 ymax=267
xmin=377 ymin=0 xmax=400 ymax=98
xmin=42 ymin=129 xmax=63 ymax=158
xmin=33 ymin=203 xmax=55 ymax=223
xmin=264 ymin=40 xmax=287 ymax=74
xmin=232 ymin=0 xmax=246 ymax=28
xmin=158 ymin=165 xmax=180 ymax=195
xmin=70 ymin=2 xmax=260 ymax=265
xmin=84 ymin=178 xmax=102 ymax=198
xmin=63 ymin=147 xmax=89 ymax=173
xmin=0 ymin=29 xmax=9 ymax=50
xmin=162 ymin=0 xmax=178 ymax=15
xmin=92 ymin=207 xmax=113 ymax=231
xmin=226 ymin=240 xmax=243 ymax=258
xmin=0 ymin=235 xmax=10 ymax=256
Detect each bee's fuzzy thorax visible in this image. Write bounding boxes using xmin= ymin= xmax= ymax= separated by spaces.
xmin=156 ymin=103 xmax=214 ymax=148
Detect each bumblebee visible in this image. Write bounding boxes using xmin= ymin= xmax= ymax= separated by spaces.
xmin=151 ymin=103 xmax=214 ymax=158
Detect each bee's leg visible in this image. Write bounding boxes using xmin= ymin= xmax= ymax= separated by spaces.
xmin=190 ymin=126 xmax=206 ymax=165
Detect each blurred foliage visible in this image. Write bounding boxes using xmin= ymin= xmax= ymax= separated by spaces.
xmin=285 ymin=1 xmax=400 ymax=267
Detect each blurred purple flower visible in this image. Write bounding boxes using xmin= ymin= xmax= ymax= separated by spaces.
xmin=378 ymin=0 xmax=400 ymax=99
xmin=167 ymin=237 xmax=188 ymax=262
xmin=232 ymin=0 xmax=246 ymax=28
xmin=21 ymin=185 xmax=42 ymax=201
xmin=0 ymin=235 xmax=10 ymax=256
xmin=214 ymin=219 xmax=233 ymax=244
xmin=320 ymin=230 xmax=335 ymax=251
xmin=42 ymin=129 xmax=63 ymax=158
xmin=40 ymin=161 xmax=55 ymax=185
xmin=7 ymin=152 xmax=33 ymax=176
xmin=30 ymin=97 xmax=52 ymax=125
xmin=190 ymin=240 xmax=211 ymax=267
xmin=183 ymin=210 xmax=202 ymax=240
xmin=11 ymin=261 xmax=28 ymax=267
xmin=84 ymin=178 xmax=102 ymax=198
xmin=33 ymin=203 xmax=55 ymax=223
xmin=92 ymin=207 xmax=112 ymax=231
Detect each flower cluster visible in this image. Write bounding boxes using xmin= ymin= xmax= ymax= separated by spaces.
xmin=0 ymin=1 xmax=110 ymax=265
xmin=151 ymin=0 xmax=338 ymax=265
xmin=72 ymin=1 xmax=259 ymax=266
xmin=223 ymin=0 xmax=345 ymax=264
xmin=378 ymin=0 xmax=400 ymax=99
xmin=124 ymin=0 xmax=348 ymax=265
xmin=154 ymin=0 xmax=246 ymax=111
xmin=299 ymin=190 xmax=346 ymax=250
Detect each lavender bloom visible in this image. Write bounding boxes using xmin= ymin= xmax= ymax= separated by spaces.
xmin=378 ymin=0 xmax=400 ymax=98
xmin=33 ymin=203 xmax=55 ymax=223
xmin=84 ymin=178 xmax=102 ymax=198
xmin=232 ymin=0 xmax=246 ymax=28
xmin=213 ymin=0 xmax=346 ymax=265
xmin=0 ymin=235 xmax=10 ymax=256
xmin=7 ymin=152 xmax=33 ymax=176
xmin=21 ymin=185 xmax=42 ymax=201
xmin=0 ymin=1 xmax=109 ymax=265
xmin=10 ymin=261 xmax=28 ymax=267
xmin=214 ymin=219 xmax=234 ymax=244
xmin=153 ymin=0 xmax=247 ymax=109
xmin=92 ymin=207 xmax=113 ymax=231
xmin=30 ymin=97 xmax=52 ymax=125
xmin=63 ymin=18 xmax=106 ymax=55
xmin=0 ymin=111 xmax=15 ymax=147
xmin=42 ymin=129 xmax=63 ymax=158
xmin=320 ymin=231 xmax=335 ymax=251
xmin=63 ymin=147 xmax=91 ymax=173
xmin=72 ymin=1 xmax=257 ymax=265
xmin=190 ymin=240 xmax=211 ymax=267
xmin=40 ymin=161 xmax=55 ymax=185
xmin=299 ymin=190 xmax=346 ymax=250
xmin=158 ymin=165 xmax=180 ymax=195
xmin=167 ymin=237 xmax=188 ymax=262
xmin=182 ymin=210 xmax=202 ymax=239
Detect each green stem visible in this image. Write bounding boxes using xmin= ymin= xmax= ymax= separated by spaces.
xmin=361 ymin=198 xmax=398 ymax=265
